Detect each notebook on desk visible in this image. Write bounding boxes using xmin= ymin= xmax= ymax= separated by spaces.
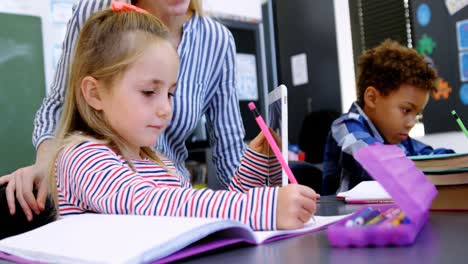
xmin=0 ymin=214 xmax=348 ymax=263
xmin=336 ymin=181 xmax=393 ymax=204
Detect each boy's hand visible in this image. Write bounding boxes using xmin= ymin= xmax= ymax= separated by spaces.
xmin=248 ymin=128 xmax=282 ymax=156
xmin=276 ymin=184 xmax=319 ymax=230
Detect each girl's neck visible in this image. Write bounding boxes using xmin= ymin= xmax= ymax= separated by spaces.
xmin=118 ymin=145 xmax=142 ymax=160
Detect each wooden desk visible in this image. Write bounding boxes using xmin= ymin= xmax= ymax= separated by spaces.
xmin=182 ymin=196 xmax=468 ymax=264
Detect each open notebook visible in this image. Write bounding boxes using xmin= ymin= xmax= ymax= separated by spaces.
xmin=336 ymin=181 xmax=393 ymax=204
xmin=0 ymin=213 xmax=348 ymax=263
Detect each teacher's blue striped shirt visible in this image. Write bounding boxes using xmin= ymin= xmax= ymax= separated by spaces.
xmin=33 ymin=0 xmax=246 ymax=188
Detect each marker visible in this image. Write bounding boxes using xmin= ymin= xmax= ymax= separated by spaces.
xmin=391 ymin=212 xmax=406 ymax=226
xmin=379 ymin=208 xmax=401 ymax=226
xmin=345 ymin=207 xmax=380 ymax=227
xmin=248 ymin=102 xmax=298 ymax=184
xmin=451 ymin=110 xmax=468 ymax=139
xmin=365 ymin=213 xmax=386 ymax=225
xmin=365 ymin=207 xmax=397 ymax=225
xmin=381 ymin=210 xmax=406 ymax=227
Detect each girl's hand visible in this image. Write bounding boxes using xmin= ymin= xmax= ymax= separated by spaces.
xmin=276 ymin=184 xmax=320 ymax=230
xmin=248 ymin=128 xmax=282 ymax=156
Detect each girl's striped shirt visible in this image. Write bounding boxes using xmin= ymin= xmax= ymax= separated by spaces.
xmin=57 ymin=141 xmax=282 ymax=231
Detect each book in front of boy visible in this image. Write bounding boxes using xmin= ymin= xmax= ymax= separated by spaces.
xmin=430 ymin=184 xmax=468 ymax=211
xmin=409 ymin=153 xmax=468 ymax=210
xmin=0 ymin=213 xmax=348 ymax=264
xmin=409 ymin=152 xmax=468 ymax=172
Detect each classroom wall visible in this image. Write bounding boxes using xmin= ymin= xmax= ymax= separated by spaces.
xmin=333 ymin=0 xmax=357 ymax=112
xmin=416 ymin=131 xmax=468 ymax=153
xmin=273 ymin=0 xmax=342 ymax=144
xmin=0 ymin=0 xmax=77 ymax=93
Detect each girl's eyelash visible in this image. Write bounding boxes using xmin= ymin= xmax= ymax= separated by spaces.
xmin=142 ymin=90 xmax=154 ymax=95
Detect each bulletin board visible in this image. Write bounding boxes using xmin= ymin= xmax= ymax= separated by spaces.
xmin=411 ymin=0 xmax=468 ymax=133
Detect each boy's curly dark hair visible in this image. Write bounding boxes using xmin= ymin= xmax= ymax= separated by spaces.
xmin=356 ymin=39 xmax=438 ymax=106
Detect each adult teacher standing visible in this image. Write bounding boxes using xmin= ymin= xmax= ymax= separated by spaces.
xmin=1 ymin=0 xmax=245 ymax=220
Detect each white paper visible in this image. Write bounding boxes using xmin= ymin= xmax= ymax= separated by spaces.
xmin=337 ymin=181 xmax=391 ymax=201
xmin=203 ymin=0 xmax=261 ymax=21
xmin=236 ymin=53 xmax=258 ymax=100
xmin=291 ymin=53 xmax=309 ymax=86
xmin=253 ymin=214 xmax=350 ymax=243
xmin=51 ymin=1 xmax=74 ymax=24
xmin=445 ymin=0 xmax=468 ymax=15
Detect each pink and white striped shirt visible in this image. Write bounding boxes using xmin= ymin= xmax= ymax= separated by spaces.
xmin=57 ymin=141 xmax=282 ymax=231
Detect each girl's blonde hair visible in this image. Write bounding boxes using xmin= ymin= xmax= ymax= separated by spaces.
xmin=48 ymin=8 xmax=174 ymax=199
xmin=189 ymin=0 xmax=204 ymax=15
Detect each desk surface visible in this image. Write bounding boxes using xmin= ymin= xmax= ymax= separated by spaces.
xmin=182 ymin=196 xmax=468 ymax=264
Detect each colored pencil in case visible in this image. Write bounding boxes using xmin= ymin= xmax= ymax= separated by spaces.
xmin=345 ymin=207 xmax=380 ymax=227
xmin=365 ymin=207 xmax=398 ymax=226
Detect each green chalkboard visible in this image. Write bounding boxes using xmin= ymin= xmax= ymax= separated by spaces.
xmin=0 ymin=12 xmax=45 ymax=175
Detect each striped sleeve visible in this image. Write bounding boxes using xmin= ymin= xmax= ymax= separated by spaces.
xmin=32 ymin=0 xmax=113 ymax=148
xmin=228 ymin=148 xmax=282 ymax=193
xmin=57 ymin=142 xmax=279 ymax=230
xmin=204 ymin=28 xmax=246 ymax=188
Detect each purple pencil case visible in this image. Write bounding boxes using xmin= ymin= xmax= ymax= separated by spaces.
xmin=326 ymin=143 xmax=437 ymax=247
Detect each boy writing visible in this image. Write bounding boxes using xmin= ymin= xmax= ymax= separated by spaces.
xmin=322 ymin=39 xmax=454 ymax=195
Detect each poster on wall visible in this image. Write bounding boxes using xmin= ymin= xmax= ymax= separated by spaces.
xmin=457 ymin=19 xmax=468 ymax=51
xmin=459 ymin=52 xmax=468 ymax=82
xmin=51 ymin=0 xmax=74 ymax=24
xmin=236 ymin=53 xmax=258 ymax=101
xmin=290 ymin=53 xmax=309 ymax=87
xmin=445 ymin=0 xmax=468 ymax=15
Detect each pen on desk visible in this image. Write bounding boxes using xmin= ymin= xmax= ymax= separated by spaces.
xmin=248 ymin=102 xmax=298 ymax=184
xmin=451 ymin=110 xmax=468 ymax=139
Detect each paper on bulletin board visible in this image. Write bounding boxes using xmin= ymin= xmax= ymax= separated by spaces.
xmin=236 ymin=53 xmax=258 ymax=101
xmin=291 ymin=53 xmax=309 ymax=87
xmin=457 ymin=19 xmax=468 ymax=51
xmin=51 ymin=0 xmax=74 ymax=24
xmin=445 ymin=0 xmax=468 ymax=15
xmin=459 ymin=52 xmax=468 ymax=82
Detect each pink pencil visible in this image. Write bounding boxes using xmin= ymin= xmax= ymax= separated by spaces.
xmin=248 ymin=102 xmax=298 ymax=184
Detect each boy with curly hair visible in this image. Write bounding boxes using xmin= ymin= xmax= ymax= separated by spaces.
xmin=322 ymin=39 xmax=454 ymax=195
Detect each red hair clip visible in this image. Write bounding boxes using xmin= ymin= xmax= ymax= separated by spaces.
xmin=111 ymin=1 xmax=148 ymax=14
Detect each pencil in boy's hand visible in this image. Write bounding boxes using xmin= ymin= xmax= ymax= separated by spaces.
xmin=451 ymin=110 xmax=468 ymax=139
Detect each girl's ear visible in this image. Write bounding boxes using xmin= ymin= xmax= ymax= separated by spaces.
xmin=363 ymin=86 xmax=379 ymax=109
xmin=81 ymin=76 xmax=103 ymax=110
